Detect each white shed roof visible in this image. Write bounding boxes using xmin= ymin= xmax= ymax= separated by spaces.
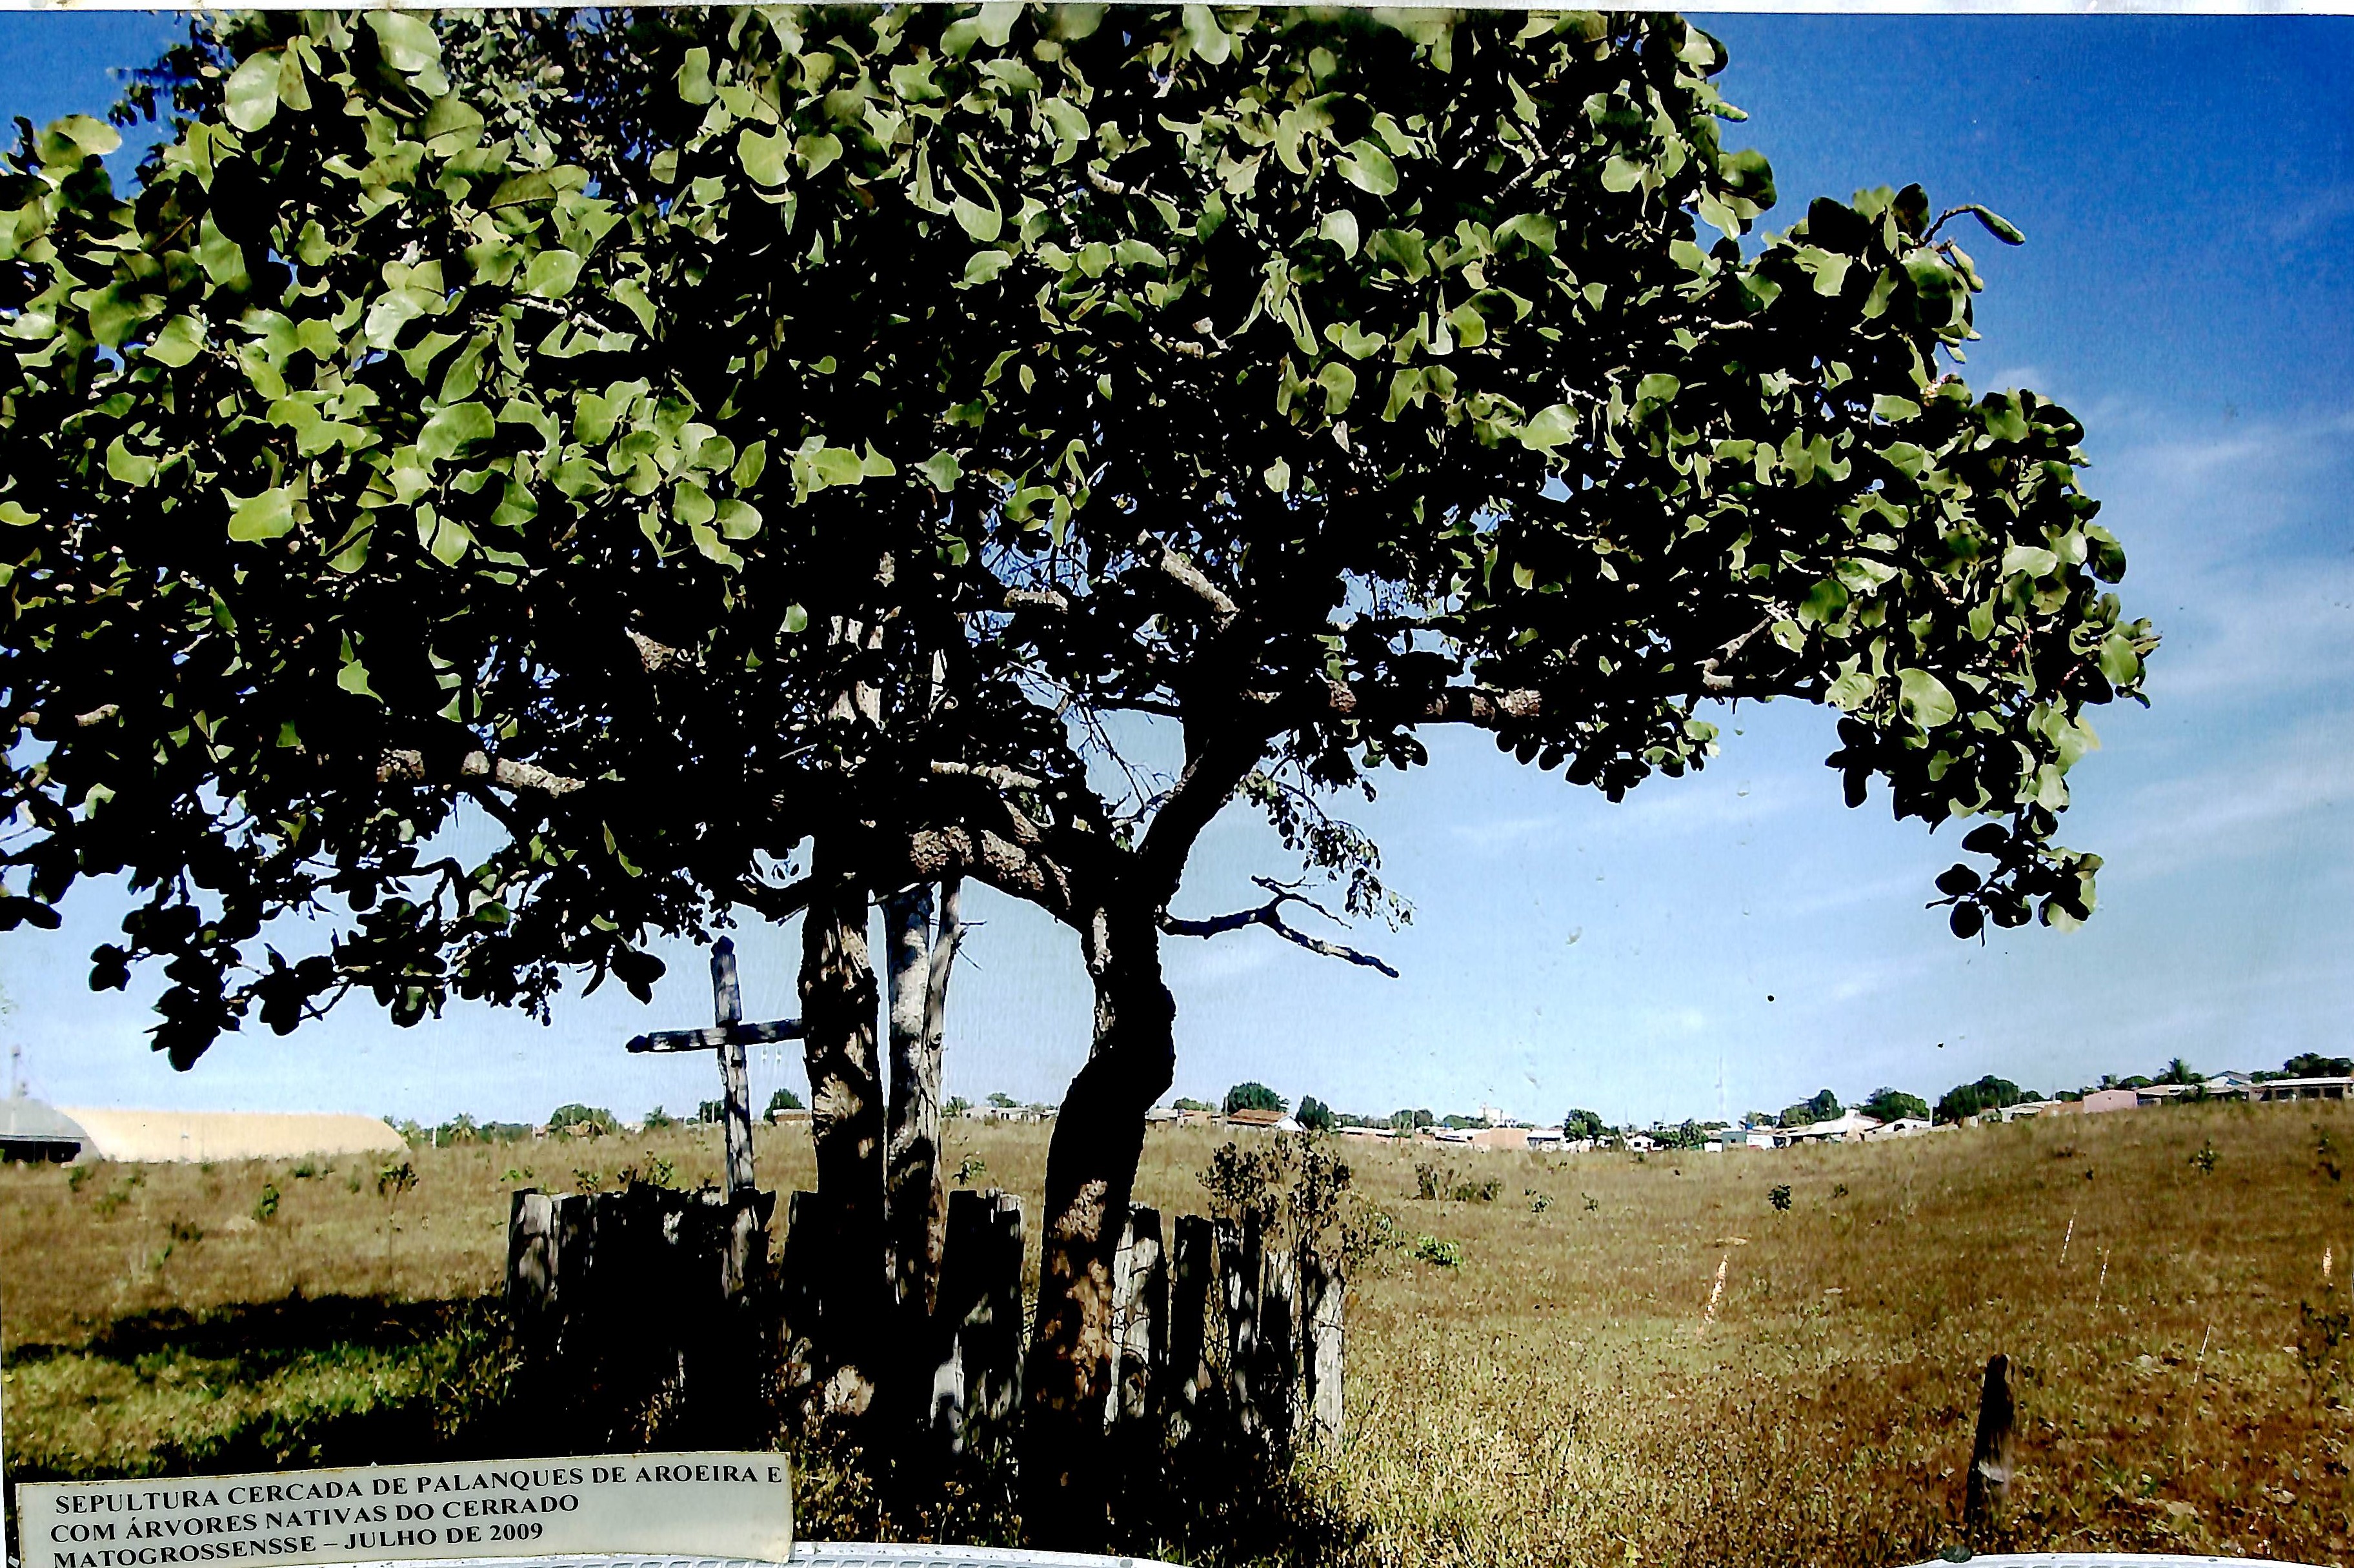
xmin=57 ymin=1107 xmax=407 ymax=1163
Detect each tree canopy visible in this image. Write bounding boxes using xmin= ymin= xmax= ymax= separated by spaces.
xmin=1858 ymin=1085 xmax=1929 ymax=1123
xmin=1222 ymin=1080 xmax=1287 ymax=1116
xmin=0 ymin=4 xmax=2151 ymax=1070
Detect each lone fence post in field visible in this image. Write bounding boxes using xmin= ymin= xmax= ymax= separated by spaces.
xmin=1301 ymin=1243 xmax=1344 ymax=1447
xmin=1259 ymin=1236 xmax=1299 ymax=1449
xmin=1964 ymin=1352 xmax=2017 ymax=1533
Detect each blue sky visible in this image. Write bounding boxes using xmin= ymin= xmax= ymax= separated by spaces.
xmin=2 ymin=15 xmax=2349 ymax=1131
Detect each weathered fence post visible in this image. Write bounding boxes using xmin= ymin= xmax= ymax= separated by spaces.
xmin=957 ymin=1191 xmax=1025 ymax=1453
xmin=1167 ymin=1214 xmax=1213 ymax=1442
xmin=1964 ymin=1352 xmax=2017 ymax=1532
xmin=507 ymin=1189 xmax=559 ymax=1330
xmin=1302 ymin=1241 xmax=1345 ymax=1447
xmin=1260 ymin=1235 xmax=1299 ymax=1449
xmin=1109 ymin=1205 xmax=1165 ymax=1429
xmin=1220 ymin=1213 xmax=1263 ymax=1437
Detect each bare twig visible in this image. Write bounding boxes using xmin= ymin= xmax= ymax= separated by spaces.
xmin=1162 ymin=874 xmax=1400 ymax=977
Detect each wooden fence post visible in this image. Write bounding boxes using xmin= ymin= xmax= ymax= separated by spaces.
xmin=1167 ymin=1214 xmax=1212 ymax=1442
xmin=1260 ymin=1235 xmax=1299 ymax=1450
xmin=1111 ymin=1205 xmax=1165 ymax=1429
xmin=506 ymin=1189 xmax=559 ymax=1330
xmin=1964 ymin=1352 xmax=2017 ymax=1532
xmin=961 ymin=1191 xmax=1025 ymax=1453
xmin=1302 ymin=1241 xmax=1345 ymax=1447
xmin=1221 ymin=1212 xmax=1263 ymax=1437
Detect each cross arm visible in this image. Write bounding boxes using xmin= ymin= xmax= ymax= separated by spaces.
xmin=625 ymin=1018 xmax=806 ymax=1054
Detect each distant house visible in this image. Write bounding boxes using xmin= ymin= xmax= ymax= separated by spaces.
xmin=1744 ymin=1128 xmax=1777 ymax=1151
xmin=1525 ymin=1126 xmax=1567 ymax=1151
xmin=1466 ymin=1126 xmax=1534 ymax=1152
xmin=1864 ymin=1116 xmax=1933 ymax=1140
xmin=1338 ymin=1125 xmax=1396 ymax=1141
xmin=1775 ymin=1112 xmax=1883 ymax=1146
xmin=2252 ymin=1076 xmax=2354 ymax=1103
xmin=1224 ymin=1107 xmax=1302 ymax=1132
xmin=0 ymin=1097 xmax=88 ymax=1163
xmin=1624 ymin=1132 xmax=1658 ymax=1152
xmin=2078 ymin=1089 xmax=2140 ymax=1114
xmin=45 ymin=1107 xmax=405 ymax=1163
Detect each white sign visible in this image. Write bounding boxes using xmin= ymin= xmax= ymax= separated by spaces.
xmin=13 ymin=1452 xmax=792 ymax=1568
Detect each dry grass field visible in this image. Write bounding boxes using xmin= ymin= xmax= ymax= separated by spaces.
xmin=6 ymin=1101 xmax=2354 ymax=1567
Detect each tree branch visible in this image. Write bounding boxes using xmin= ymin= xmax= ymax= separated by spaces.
xmin=1696 ymin=611 xmax=1786 ymax=692
xmin=1137 ymin=534 xmax=1242 ymax=630
xmin=1162 ymin=876 xmax=1400 ymax=978
xmin=379 ymin=749 xmax=588 ymax=798
xmin=931 ymin=759 xmax=1045 ymax=793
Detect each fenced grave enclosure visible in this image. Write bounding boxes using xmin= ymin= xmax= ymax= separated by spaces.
xmin=505 ymin=1182 xmax=1345 ymax=1463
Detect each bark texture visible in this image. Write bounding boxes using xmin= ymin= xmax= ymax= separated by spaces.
xmin=1018 ymin=899 xmax=1176 ymax=1543
xmin=798 ymin=848 xmax=888 ymax=1415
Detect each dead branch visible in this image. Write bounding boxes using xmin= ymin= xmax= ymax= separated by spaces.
xmin=1162 ymin=874 xmax=1400 ymax=978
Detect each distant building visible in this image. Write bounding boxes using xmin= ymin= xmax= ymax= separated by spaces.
xmin=42 ymin=1107 xmax=405 ymax=1163
xmin=1465 ymin=1126 xmax=1533 ymax=1152
xmin=1224 ymin=1107 xmax=1302 ymax=1132
xmin=1864 ymin=1117 xmax=1933 ymax=1140
xmin=0 ymin=1098 xmax=88 ymax=1163
xmin=2251 ymin=1077 xmax=2354 ymax=1103
xmin=1745 ymin=1129 xmax=1777 ymax=1151
xmin=1775 ymin=1112 xmax=1883 ymax=1146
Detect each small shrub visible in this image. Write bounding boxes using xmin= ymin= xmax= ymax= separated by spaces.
xmin=2189 ymin=1138 xmax=2218 ymax=1175
xmin=253 ymin=1182 xmax=281 ymax=1223
xmin=574 ymin=1169 xmax=605 ymax=1194
xmin=1582 ymin=1192 xmax=1600 ymax=1213
xmin=1526 ymin=1188 xmax=1553 ymax=1214
xmin=953 ymin=1154 xmax=988 ymax=1187
xmin=2317 ymin=1129 xmax=2342 ymax=1183
xmin=1769 ymin=1183 xmax=1793 ymax=1212
xmin=616 ymin=1154 xmax=677 ymax=1189
xmin=1411 ymin=1234 xmax=1464 ymax=1269
xmin=1831 ymin=1181 xmax=1849 ymax=1199
xmin=374 ymin=1160 xmax=417 ymax=1201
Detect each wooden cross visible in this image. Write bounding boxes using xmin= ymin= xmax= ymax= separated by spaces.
xmin=625 ymin=936 xmax=801 ymax=1196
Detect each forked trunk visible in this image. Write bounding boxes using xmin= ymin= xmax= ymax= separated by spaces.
xmin=798 ymin=850 xmax=889 ymax=1415
xmin=1019 ymin=901 xmax=1175 ymax=1543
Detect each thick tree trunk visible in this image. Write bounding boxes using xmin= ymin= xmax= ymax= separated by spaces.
xmin=883 ymin=883 xmax=950 ymax=1314
xmin=798 ymin=850 xmax=889 ymax=1416
xmin=1019 ymin=900 xmax=1176 ymax=1544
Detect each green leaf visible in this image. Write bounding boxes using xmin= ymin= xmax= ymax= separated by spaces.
xmin=783 ymin=603 xmax=810 ymax=635
xmin=676 ymin=46 xmax=714 ymax=106
xmin=1263 ymin=457 xmax=1291 ymax=494
xmin=1366 ymin=228 xmax=1429 ymax=281
xmin=1518 ymin=403 xmax=1576 ymax=451
xmin=52 ymin=116 xmax=120 ymax=159
xmin=1319 ymin=210 xmax=1360 ymax=258
xmin=523 ymin=249 xmax=584 ymax=300
xmin=226 ymin=487 xmax=297 ymax=543
xmin=1495 ymin=213 xmax=1556 ymax=255
xmin=952 ymin=192 xmax=1003 ymax=243
xmin=2098 ymin=634 xmax=2141 ymax=685
xmin=716 ymin=500 xmax=763 ymax=540
xmin=738 ymin=128 xmax=789 ymax=188
xmin=417 ymin=402 xmax=496 ymax=462
xmin=964 ymin=250 xmax=1012 ymax=285
xmin=796 ymin=133 xmax=843 ymax=177
xmin=366 ymin=12 xmax=441 ymax=75
xmin=105 ymin=437 xmax=156 ymax=487
xmin=1955 ymin=205 xmax=2026 ymax=245
xmin=809 ymin=445 xmax=865 ymax=488
xmin=1636 ymin=373 xmax=1680 ymax=404
xmin=224 ymin=52 xmax=282 ymax=133
xmin=1897 ymin=667 xmax=1957 ymax=729
xmin=918 ymin=450 xmax=963 ymax=492
xmin=1338 ymin=140 xmax=1398 ymax=196
xmin=145 ymin=315 xmax=205 ymax=368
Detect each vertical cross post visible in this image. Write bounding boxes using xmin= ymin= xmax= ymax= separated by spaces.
xmin=711 ymin=938 xmax=757 ymax=1196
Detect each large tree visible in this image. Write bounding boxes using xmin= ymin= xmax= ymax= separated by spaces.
xmin=1 ymin=5 xmax=2154 ymax=1536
